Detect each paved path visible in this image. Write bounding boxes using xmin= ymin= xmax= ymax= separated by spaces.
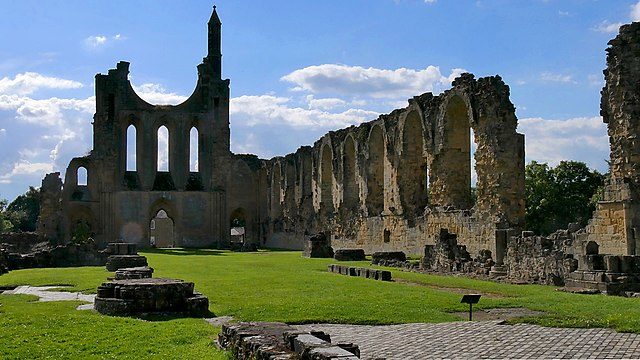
xmin=3 ymin=285 xmax=95 ymax=310
xmin=296 ymin=321 xmax=640 ymax=359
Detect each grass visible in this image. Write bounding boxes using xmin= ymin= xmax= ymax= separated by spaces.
xmin=1 ymin=249 xmax=640 ymax=358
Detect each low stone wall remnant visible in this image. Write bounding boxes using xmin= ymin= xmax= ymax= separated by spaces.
xmin=218 ymin=321 xmax=360 ymax=359
xmin=328 ymin=264 xmax=392 ymax=281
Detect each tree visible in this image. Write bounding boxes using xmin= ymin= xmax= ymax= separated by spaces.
xmin=525 ymin=160 xmax=605 ymax=235
xmin=0 ymin=199 xmax=14 ymax=233
xmin=6 ymin=187 xmax=41 ymax=232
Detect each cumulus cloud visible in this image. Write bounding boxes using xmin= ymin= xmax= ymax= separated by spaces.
xmin=133 ymin=83 xmax=188 ymax=105
xmin=0 ymin=72 xmax=83 ymax=96
xmin=305 ymin=95 xmax=346 ymax=110
xmin=0 ymin=160 xmax=55 ymax=184
xmin=519 ymin=116 xmax=608 ymax=172
xmin=281 ymin=64 xmax=466 ymax=99
xmin=230 ymin=95 xmax=378 ymax=129
xmin=0 ymin=94 xmax=94 ymax=127
xmin=84 ymin=34 xmax=126 ymax=50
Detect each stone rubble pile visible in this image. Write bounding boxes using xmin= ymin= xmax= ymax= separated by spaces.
xmin=218 ymin=321 xmax=360 ymax=359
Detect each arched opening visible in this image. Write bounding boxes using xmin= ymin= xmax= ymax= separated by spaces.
xmin=442 ymin=96 xmax=472 ymax=208
xmin=157 ymin=125 xmax=169 ymax=172
xmin=126 ymin=124 xmax=137 ymax=171
xmin=366 ymin=125 xmax=384 ymax=216
xmin=230 ymin=207 xmax=247 ymax=246
xmin=399 ymin=111 xmax=428 ymax=217
xmin=150 ymin=209 xmax=174 ymax=248
xmin=271 ymin=163 xmax=283 ymax=218
xmin=342 ymin=136 xmax=358 ymax=210
xmin=284 ymin=159 xmax=296 ymax=213
xmin=77 ymin=166 xmax=88 ymax=186
xmin=189 ymin=127 xmax=199 ymax=172
xmin=320 ymin=144 xmax=334 ymax=215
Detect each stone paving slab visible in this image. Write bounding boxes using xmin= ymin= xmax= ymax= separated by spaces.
xmin=295 ymin=321 xmax=640 ymax=359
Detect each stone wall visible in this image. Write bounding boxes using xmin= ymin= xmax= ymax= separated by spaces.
xmin=505 ymin=230 xmax=580 ymax=286
xmin=259 ymin=74 xmax=525 ymax=258
xmin=587 ymin=22 xmax=640 ymax=256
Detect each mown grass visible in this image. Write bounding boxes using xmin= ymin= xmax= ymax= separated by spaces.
xmin=1 ymin=249 xmax=640 ymax=358
xmin=0 ymin=294 xmax=226 ymax=359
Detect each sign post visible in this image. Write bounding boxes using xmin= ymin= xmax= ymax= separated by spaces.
xmin=460 ymin=294 xmax=481 ymax=321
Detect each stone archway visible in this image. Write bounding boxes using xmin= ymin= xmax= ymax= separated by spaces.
xmin=150 ymin=209 xmax=175 ymax=248
xmin=230 ymin=207 xmax=247 ymax=245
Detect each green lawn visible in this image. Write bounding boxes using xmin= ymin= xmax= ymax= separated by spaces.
xmin=1 ymin=249 xmax=640 ymax=359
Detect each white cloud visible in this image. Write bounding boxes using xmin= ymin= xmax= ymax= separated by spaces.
xmin=0 ymin=95 xmax=94 ymax=127
xmin=540 ymin=71 xmax=575 ymax=84
xmin=424 ymin=0 xmax=436 ymax=4
xmin=558 ymin=11 xmax=570 ymax=17
xmin=133 ymin=83 xmax=188 ymax=105
xmin=593 ymin=1 xmax=640 ymax=34
xmin=281 ymin=64 xmax=466 ymax=99
xmin=84 ymin=34 xmax=126 ymax=50
xmin=230 ymin=95 xmax=379 ymax=129
xmin=0 ymin=128 xmax=5 ymax=136
xmin=0 ymin=72 xmax=83 ymax=96
xmin=593 ymin=21 xmax=624 ymax=34
xmin=305 ymin=95 xmax=346 ymax=110
xmin=0 ymin=160 xmax=54 ymax=184
xmin=519 ymin=116 xmax=608 ymax=172
xmin=632 ymin=1 xmax=640 ymax=22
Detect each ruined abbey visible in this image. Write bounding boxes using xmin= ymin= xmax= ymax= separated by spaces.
xmin=33 ymin=7 xmax=640 ymax=277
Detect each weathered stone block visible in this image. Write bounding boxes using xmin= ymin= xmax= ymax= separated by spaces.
xmin=334 ymin=249 xmax=366 ymax=261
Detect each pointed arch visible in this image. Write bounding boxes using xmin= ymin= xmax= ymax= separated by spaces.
xmin=126 ymin=124 xmax=137 ymax=171
xmin=441 ymin=95 xmax=472 ymax=208
xmin=157 ymin=125 xmax=169 ymax=171
xmin=342 ymin=136 xmax=359 ymax=210
xmin=77 ymin=166 xmax=88 ymax=186
xmin=399 ymin=111 xmax=428 ymax=216
xmin=320 ymin=144 xmax=334 ymax=215
xmin=189 ymin=126 xmax=199 ymax=172
xmin=366 ymin=125 xmax=384 ymax=216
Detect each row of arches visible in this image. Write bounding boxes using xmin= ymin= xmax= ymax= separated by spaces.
xmin=125 ymin=124 xmax=199 ymax=173
xmin=315 ymin=98 xmax=477 ymax=218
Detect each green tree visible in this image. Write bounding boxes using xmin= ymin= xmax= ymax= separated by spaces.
xmin=6 ymin=187 xmax=41 ymax=232
xmin=0 ymin=199 xmax=14 ymax=233
xmin=525 ymin=160 xmax=605 ymax=235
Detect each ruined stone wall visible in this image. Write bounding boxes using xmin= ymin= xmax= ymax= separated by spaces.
xmin=587 ymin=22 xmax=640 ymax=255
xmin=39 ymin=9 xmax=238 ymax=249
xmin=262 ymin=74 xmax=526 ymax=257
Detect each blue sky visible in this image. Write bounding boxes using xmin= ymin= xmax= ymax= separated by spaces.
xmin=0 ymin=0 xmax=636 ymax=201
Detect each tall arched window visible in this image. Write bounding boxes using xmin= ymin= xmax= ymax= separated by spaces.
xmin=77 ymin=166 xmax=88 ymax=186
xmin=157 ymin=126 xmax=169 ymax=171
xmin=189 ymin=127 xmax=199 ymax=172
xmin=126 ymin=124 xmax=137 ymax=171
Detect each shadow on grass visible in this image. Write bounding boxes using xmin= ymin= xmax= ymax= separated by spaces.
xmin=131 ymin=309 xmax=217 ymax=322
xmin=143 ymin=248 xmax=227 ymax=257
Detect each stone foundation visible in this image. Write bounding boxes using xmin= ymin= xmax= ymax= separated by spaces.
xmin=103 ymin=242 xmax=149 ymax=272
xmin=565 ymin=254 xmax=640 ymax=295
xmin=114 ymin=266 xmax=154 ymax=280
xmin=94 ymin=278 xmax=209 ymax=316
xmin=218 ymin=321 xmax=360 ymax=359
